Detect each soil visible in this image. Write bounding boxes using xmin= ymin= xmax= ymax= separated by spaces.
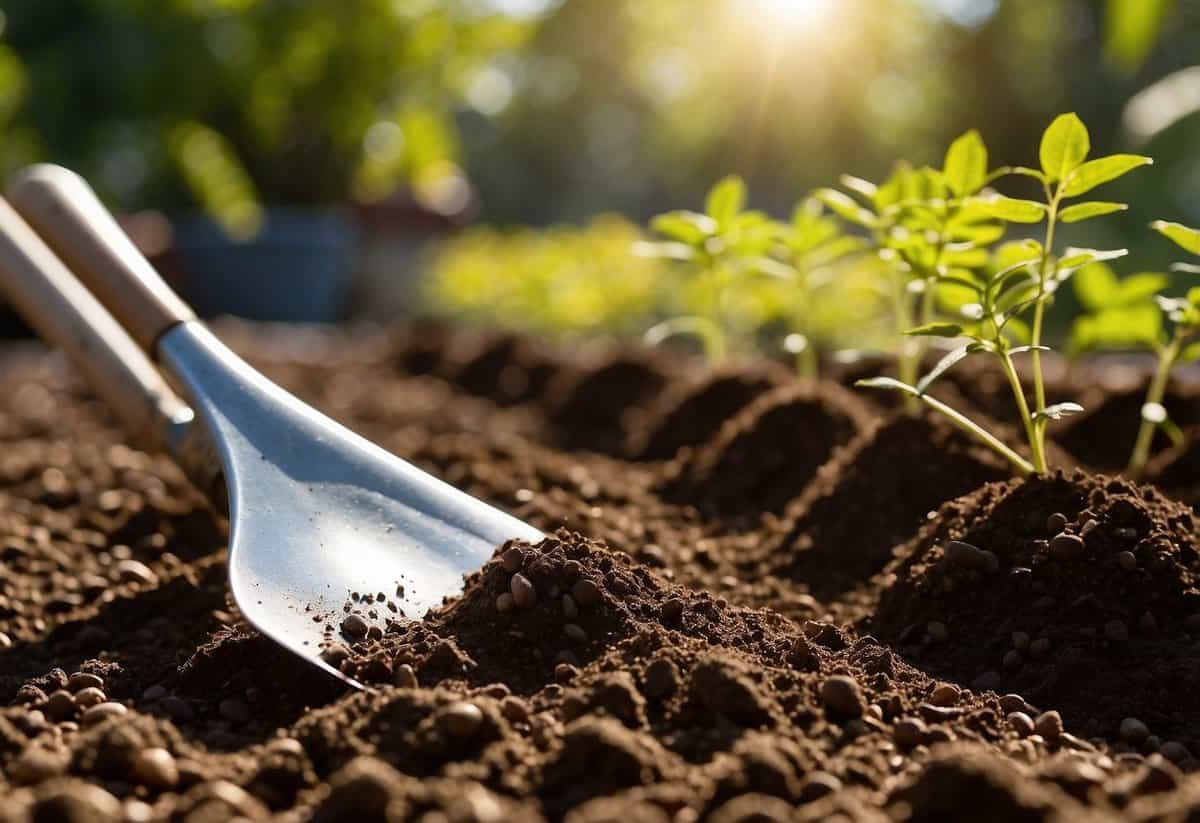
xmin=2 ymin=322 xmax=1200 ymax=822
xmin=1058 ymin=383 xmax=1200 ymax=471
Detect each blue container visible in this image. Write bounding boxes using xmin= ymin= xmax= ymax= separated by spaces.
xmin=171 ymin=209 xmax=358 ymax=322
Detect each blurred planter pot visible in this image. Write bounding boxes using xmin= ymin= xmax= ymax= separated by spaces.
xmin=168 ymin=208 xmax=358 ymax=323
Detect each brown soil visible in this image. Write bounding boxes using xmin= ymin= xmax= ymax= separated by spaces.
xmin=626 ymin=367 xmax=785 ymax=460
xmin=658 ymin=381 xmax=874 ymax=520
xmin=867 ymin=471 xmax=1200 ymax=748
xmin=3 ymin=323 xmax=1200 ymax=822
xmin=1148 ymin=430 xmax=1200 ymax=510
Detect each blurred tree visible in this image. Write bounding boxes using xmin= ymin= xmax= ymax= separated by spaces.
xmin=1 ymin=0 xmax=537 ymax=233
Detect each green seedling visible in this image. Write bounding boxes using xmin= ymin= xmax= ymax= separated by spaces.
xmin=641 ymin=176 xmax=777 ymax=362
xmin=858 ymin=114 xmax=1152 ymax=475
xmin=816 ymin=130 xmax=1006 ymax=407
xmin=770 ymin=196 xmax=866 ymax=378
xmin=1117 ymin=220 xmax=1200 ymax=478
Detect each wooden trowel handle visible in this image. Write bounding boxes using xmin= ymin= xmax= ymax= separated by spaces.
xmin=0 ymin=196 xmax=195 ymax=451
xmin=7 ymin=164 xmax=195 ymax=354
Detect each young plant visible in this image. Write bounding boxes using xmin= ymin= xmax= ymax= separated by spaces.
xmin=771 ymin=196 xmax=866 ymax=378
xmin=1118 ymin=221 xmax=1200 ymax=478
xmin=640 ymin=176 xmax=777 ymax=362
xmin=815 ymin=130 xmax=1005 ymax=405
xmin=857 ymin=114 xmax=1152 ymax=475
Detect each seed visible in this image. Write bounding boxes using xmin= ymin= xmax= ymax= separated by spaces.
xmin=439 ymin=701 xmax=483 ymax=737
xmin=571 ymin=579 xmax=602 ymax=607
xmin=67 ymin=672 xmax=104 ymax=692
xmin=320 ymin=643 xmax=351 ymax=667
xmin=1120 ymin=717 xmax=1150 ymax=744
xmin=945 ymin=540 xmax=985 ymax=569
xmin=500 ymin=547 xmax=525 ymax=572
xmin=661 ymin=598 xmax=685 ymax=621
xmin=510 ymin=573 xmax=537 ymax=608
xmin=1008 ymin=712 xmax=1035 ymax=737
xmin=999 ymin=694 xmax=1030 ymax=714
xmin=1049 ymin=532 xmax=1085 ymax=560
xmin=929 ymin=683 xmax=959 ymax=706
xmin=42 ymin=690 xmax=77 ymax=722
xmin=130 ymin=747 xmax=179 ymax=790
xmin=1117 ymin=551 xmax=1137 ymax=571
xmin=268 ymin=738 xmax=305 ymax=756
xmin=495 ymin=593 xmax=514 ymax=613
xmin=340 ymin=614 xmax=369 ymax=638
xmin=1035 ymin=710 xmax=1063 ymax=742
xmin=1080 ymin=518 xmax=1100 ymax=537
xmin=113 ymin=559 xmax=158 ymax=586
xmin=820 ymin=675 xmax=865 ymax=718
xmin=893 ymin=717 xmax=926 ymax=747
xmin=1047 ymin=512 xmax=1069 ymax=533
xmin=554 ymin=662 xmax=577 ymax=682
xmin=1011 ymin=632 xmax=1030 ymax=652
xmin=1160 ymin=741 xmax=1191 ymax=762
xmin=0 ymin=631 xmax=10 ymax=648
xmin=1003 ymin=650 xmax=1022 ymax=670
xmin=500 ymin=696 xmax=530 ymax=723
xmin=81 ymin=701 xmax=127 ymax=725
xmin=563 ymin=623 xmax=587 ymax=644
xmin=73 ymin=686 xmax=106 ymax=709
xmin=394 ymin=663 xmax=418 ymax=688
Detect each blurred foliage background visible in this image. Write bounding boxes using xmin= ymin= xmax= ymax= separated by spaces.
xmin=2 ymin=0 xmax=1200 ymax=342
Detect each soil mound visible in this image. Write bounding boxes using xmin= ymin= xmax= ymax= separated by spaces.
xmin=660 ymin=382 xmax=873 ymax=519
xmin=546 ymin=354 xmax=672 ymax=453
xmin=628 ymin=368 xmax=784 ymax=460
xmin=869 ymin=470 xmax=1200 ymax=746
xmin=444 ymin=332 xmax=557 ymax=406
xmin=768 ymin=412 xmax=1011 ymax=602
xmin=1148 ymin=433 xmax=1200 ymax=510
xmin=1059 ymin=384 xmax=1200 ymax=470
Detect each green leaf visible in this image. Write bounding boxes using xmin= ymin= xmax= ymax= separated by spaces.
xmin=992 ymin=165 xmax=1047 ymax=184
xmin=855 ymin=376 xmax=920 ymax=397
xmin=631 ymin=240 xmax=695 ymax=261
xmin=1062 ymin=154 xmax=1153 ymax=196
xmin=1059 ymin=201 xmax=1128 ymax=223
xmin=839 ymin=175 xmax=878 ymax=202
xmin=1033 ymin=402 xmax=1085 ymax=422
xmin=1068 ymin=304 xmax=1163 ymax=354
xmin=1039 ymin=113 xmax=1091 ymax=182
xmin=815 ymin=189 xmax=877 ymax=229
xmin=705 ymin=176 xmax=746 ymax=227
xmin=1072 ymin=262 xmax=1119 ymax=310
xmin=973 ymin=195 xmax=1047 ymax=224
xmin=1115 ymin=271 xmax=1170 ymax=304
xmin=651 ymin=211 xmax=716 ymax=244
xmin=1058 ymin=247 xmax=1129 ymax=270
xmin=943 ymin=129 xmax=988 ymax=198
xmin=1152 ymin=220 xmax=1200 ymax=255
xmin=1182 ymin=341 xmax=1200 ymax=362
xmin=905 ymin=322 xmax=964 ymax=338
xmin=916 ymin=343 xmax=984 ymax=395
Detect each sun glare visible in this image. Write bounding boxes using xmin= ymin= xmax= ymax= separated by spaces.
xmin=754 ymin=0 xmax=837 ymax=31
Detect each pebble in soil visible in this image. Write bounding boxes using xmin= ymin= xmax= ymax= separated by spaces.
xmin=868 ymin=469 xmax=1200 ymax=754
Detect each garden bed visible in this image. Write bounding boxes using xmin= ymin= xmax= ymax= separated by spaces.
xmin=2 ymin=321 xmax=1200 ymax=821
